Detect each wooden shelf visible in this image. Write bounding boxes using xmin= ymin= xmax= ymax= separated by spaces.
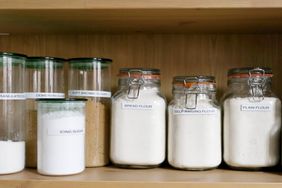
xmin=0 ymin=1 xmax=282 ymax=33
xmin=0 ymin=167 xmax=282 ymax=188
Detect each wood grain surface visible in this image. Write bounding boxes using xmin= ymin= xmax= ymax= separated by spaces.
xmin=0 ymin=34 xmax=281 ymax=100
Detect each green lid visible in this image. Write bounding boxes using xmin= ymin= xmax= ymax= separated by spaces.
xmin=26 ymin=56 xmax=65 ymax=69
xmin=0 ymin=52 xmax=26 ymax=66
xmin=68 ymin=57 xmax=112 ymax=69
xmin=0 ymin=52 xmax=27 ymax=59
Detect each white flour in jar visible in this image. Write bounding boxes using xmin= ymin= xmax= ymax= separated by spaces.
xmin=224 ymin=97 xmax=281 ymax=168
xmin=168 ymin=96 xmax=221 ymax=169
xmin=0 ymin=140 xmax=25 ymax=174
xmin=38 ymin=111 xmax=85 ymax=175
xmin=111 ymin=88 xmax=166 ymax=166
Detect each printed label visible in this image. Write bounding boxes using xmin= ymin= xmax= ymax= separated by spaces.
xmin=0 ymin=93 xmax=25 ymax=100
xmin=122 ymin=103 xmax=153 ymax=110
xmin=240 ymin=104 xmax=272 ymax=112
xmin=48 ymin=127 xmax=85 ymax=136
xmin=173 ymin=108 xmax=218 ymax=115
xmin=68 ymin=90 xmax=111 ymax=98
xmin=25 ymin=92 xmax=65 ymax=99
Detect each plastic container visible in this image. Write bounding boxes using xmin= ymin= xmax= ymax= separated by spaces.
xmin=68 ymin=57 xmax=112 ymax=167
xmin=25 ymin=56 xmax=65 ymax=168
xmin=37 ymin=99 xmax=86 ymax=176
xmin=0 ymin=52 xmax=26 ymax=174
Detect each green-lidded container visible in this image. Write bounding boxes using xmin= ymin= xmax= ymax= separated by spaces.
xmin=25 ymin=56 xmax=65 ymax=168
xmin=0 ymin=52 xmax=27 ymax=174
xmin=68 ymin=57 xmax=112 ymax=167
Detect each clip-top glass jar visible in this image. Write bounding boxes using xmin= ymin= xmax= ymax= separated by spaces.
xmin=68 ymin=57 xmax=112 ymax=167
xmin=223 ymin=67 xmax=281 ymax=169
xmin=25 ymin=56 xmax=65 ymax=168
xmin=168 ymin=76 xmax=221 ymax=170
xmin=0 ymin=52 xmax=26 ymax=174
xmin=111 ymin=68 xmax=166 ymax=168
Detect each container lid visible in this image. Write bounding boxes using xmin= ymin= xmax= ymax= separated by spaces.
xmin=173 ymin=76 xmax=215 ymax=88
xmin=118 ymin=68 xmax=160 ymax=79
xmin=0 ymin=52 xmax=27 ymax=59
xmin=228 ymin=67 xmax=273 ymax=78
xmin=69 ymin=57 xmax=112 ymax=63
xmin=26 ymin=56 xmax=65 ymax=69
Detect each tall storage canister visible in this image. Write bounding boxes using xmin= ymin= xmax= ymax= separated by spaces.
xmin=68 ymin=57 xmax=112 ymax=167
xmin=0 ymin=52 xmax=26 ymax=174
xmin=25 ymin=57 xmax=65 ymax=168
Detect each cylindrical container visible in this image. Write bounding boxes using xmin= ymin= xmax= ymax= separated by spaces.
xmin=25 ymin=57 xmax=65 ymax=168
xmin=68 ymin=58 xmax=112 ymax=167
xmin=0 ymin=52 xmax=26 ymax=174
xmin=223 ymin=67 xmax=281 ymax=169
xmin=168 ymin=76 xmax=221 ymax=170
xmin=111 ymin=68 xmax=166 ymax=168
xmin=37 ymin=99 xmax=86 ymax=176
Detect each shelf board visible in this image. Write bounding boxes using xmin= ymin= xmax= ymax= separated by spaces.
xmin=0 ymin=1 xmax=282 ymax=33
xmin=0 ymin=167 xmax=282 ymax=188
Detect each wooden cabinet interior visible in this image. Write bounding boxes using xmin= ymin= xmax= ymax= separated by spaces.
xmin=0 ymin=34 xmax=281 ymax=99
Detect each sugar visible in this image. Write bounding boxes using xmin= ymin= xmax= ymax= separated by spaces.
xmin=0 ymin=140 xmax=25 ymax=174
xmin=38 ymin=110 xmax=85 ymax=175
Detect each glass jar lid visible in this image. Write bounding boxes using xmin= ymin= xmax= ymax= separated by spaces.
xmin=228 ymin=67 xmax=273 ymax=78
xmin=68 ymin=57 xmax=112 ymax=69
xmin=173 ymin=76 xmax=216 ymax=91
xmin=118 ymin=68 xmax=160 ymax=80
xmin=27 ymin=56 xmax=65 ymax=69
xmin=0 ymin=52 xmax=27 ymax=59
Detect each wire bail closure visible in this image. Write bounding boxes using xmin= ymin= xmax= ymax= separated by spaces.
xmin=184 ymin=78 xmax=200 ymax=109
xmin=248 ymin=68 xmax=266 ymax=102
xmin=127 ymin=69 xmax=145 ymax=99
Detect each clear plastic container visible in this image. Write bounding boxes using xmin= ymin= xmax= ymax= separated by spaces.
xmin=111 ymin=68 xmax=166 ymax=168
xmin=68 ymin=57 xmax=112 ymax=167
xmin=0 ymin=52 xmax=26 ymax=174
xmin=37 ymin=99 xmax=86 ymax=176
xmin=25 ymin=57 xmax=65 ymax=168
xmin=168 ymin=76 xmax=221 ymax=170
xmin=223 ymin=67 xmax=281 ymax=169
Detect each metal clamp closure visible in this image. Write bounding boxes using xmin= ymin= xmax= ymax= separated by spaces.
xmin=248 ymin=68 xmax=266 ymax=102
xmin=127 ymin=70 xmax=144 ymax=99
xmin=184 ymin=79 xmax=200 ymax=109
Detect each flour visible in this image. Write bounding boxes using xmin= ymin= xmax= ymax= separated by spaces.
xmin=111 ymin=88 xmax=166 ymax=167
xmin=38 ymin=110 xmax=85 ymax=175
xmin=168 ymin=94 xmax=221 ymax=170
xmin=0 ymin=141 xmax=25 ymax=174
xmin=224 ymin=97 xmax=281 ymax=168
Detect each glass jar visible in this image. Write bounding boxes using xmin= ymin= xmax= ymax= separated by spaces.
xmin=68 ymin=58 xmax=112 ymax=167
xmin=25 ymin=56 xmax=65 ymax=168
xmin=37 ymin=99 xmax=86 ymax=176
xmin=111 ymin=68 xmax=166 ymax=168
xmin=0 ymin=52 xmax=26 ymax=174
xmin=223 ymin=67 xmax=281 ymax=169
xmin=168 ymin=76 xmax=221 ymax=170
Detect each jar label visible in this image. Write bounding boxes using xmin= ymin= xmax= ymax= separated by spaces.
xmin=0 ymin=93 xmax=25 ymax=100
xmin=240 ymin=104 xmax=271 ymax=112
xmin=48 ymin=126 xmax=85 ymax=136
xmin=25 ymin=92 xmax=65 ymax=99
xmin=68 ymin=90 xmax=111 ymax=98
xmin=122 ymin=103 xmax=153 ymax=110
xmin=173 ymin=108 xmax=218 ymax=115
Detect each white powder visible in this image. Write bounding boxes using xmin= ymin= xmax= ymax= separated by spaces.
xmin=111 ymin=88 xmax=166 ymax=167
xmin=0 ymin=141 xmax=25 ymax=174
xmin=168 ymin=95 xmax=221 ymax=170
xmin=224 ymin=97 xmax=281 ymax=168
xmin=38 ymin=111 xmax=85 ymax=175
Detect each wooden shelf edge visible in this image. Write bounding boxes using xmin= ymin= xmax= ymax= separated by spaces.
xmin=0 ymin=168 xmax=282 ymax=188
xmin=1 ymin=0 xmax=282 ymax=9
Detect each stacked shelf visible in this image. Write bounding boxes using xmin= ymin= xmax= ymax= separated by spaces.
xmin=0 ymin=1 xmax=282 ymax=187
